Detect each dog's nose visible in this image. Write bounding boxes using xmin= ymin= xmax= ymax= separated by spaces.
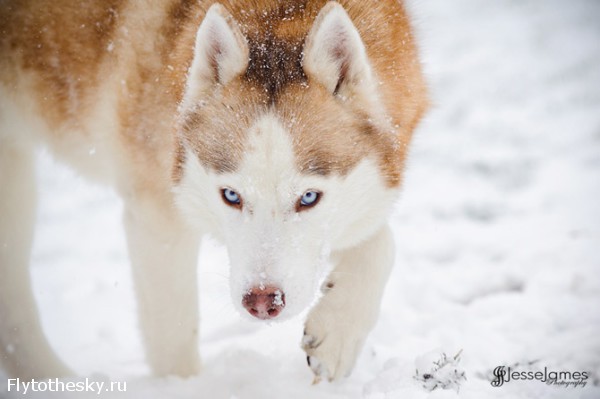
xmin=242 ymin=286 xmax=285 ymax=320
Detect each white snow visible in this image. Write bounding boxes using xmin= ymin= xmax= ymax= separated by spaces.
xmin=273 ymin=290 xmax=284 ymax=307
xmin=2 ymin=0 xmax=600 ymax=398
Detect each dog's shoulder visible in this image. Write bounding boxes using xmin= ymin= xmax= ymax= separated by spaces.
xmin=0 ymin=0 xmax=124 ymax=126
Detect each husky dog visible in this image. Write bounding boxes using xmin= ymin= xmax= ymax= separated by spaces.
xmin=0 ymin=0 xmax=427 ymax=382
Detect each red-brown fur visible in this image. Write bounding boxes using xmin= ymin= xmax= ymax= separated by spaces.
xmin=1 ymin=0 xmax=427 ymax=193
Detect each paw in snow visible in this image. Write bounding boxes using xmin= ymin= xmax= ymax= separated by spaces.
xmin=414 ymin=349 xmax=466 ymax=392
xmin=302 ymin=314 xmax=369 ymax=383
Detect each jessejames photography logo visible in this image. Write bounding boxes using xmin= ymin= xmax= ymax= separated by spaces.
xmin=491 ymin=365 xmax=589 ymax=388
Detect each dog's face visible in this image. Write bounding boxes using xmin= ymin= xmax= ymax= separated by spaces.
xmin=174 ymin=3 xmax=401 ymax=320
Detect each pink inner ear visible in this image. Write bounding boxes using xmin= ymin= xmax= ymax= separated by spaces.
xmin=331 ymin=37 xmax=351 ymax=95
xmin=187 ymin=4 xmax=248 ymax=93
xmin=308 ymin=8 xmax=363 ymax=96
xmin=207 ymin=32 xmax=224 ymax=82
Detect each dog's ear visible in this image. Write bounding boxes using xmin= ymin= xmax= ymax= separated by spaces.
xmin=303 ymin=2 xmax=374 ymax=98
xmin=183 ymin=3 xmax=248 ymax=106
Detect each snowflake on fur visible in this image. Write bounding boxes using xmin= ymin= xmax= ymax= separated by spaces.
xmin=414 ymin=350 xmax=467 ymax=392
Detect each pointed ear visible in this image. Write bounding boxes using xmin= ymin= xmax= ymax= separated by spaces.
xmin=303 ymin=2 xmax=374 ymax=97
xmin=183 ymin=4 xmax=248 ymax=106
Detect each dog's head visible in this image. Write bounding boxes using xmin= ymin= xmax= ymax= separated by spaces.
xmin=174 ymin=2 xmax=403 ymax=320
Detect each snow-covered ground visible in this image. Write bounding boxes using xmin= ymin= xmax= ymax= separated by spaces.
xmin=2 ymin=0 xmax=600 ymax=397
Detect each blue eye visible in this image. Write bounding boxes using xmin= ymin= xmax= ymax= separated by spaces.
xmin=298 ymin=190 xmax=321 ymax=209
xmin=222 ymin=188 xmax=242 ymax=208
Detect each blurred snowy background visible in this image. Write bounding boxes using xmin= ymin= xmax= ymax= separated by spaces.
xmin=2 ymin=0 xmax=600 ymax=398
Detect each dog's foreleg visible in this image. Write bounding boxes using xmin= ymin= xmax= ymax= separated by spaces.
xmin=0 ymin=140 xmax=72 ymax=379
xmin=303 ymin=225 xmax=394 ymax=381
xmin=123 ymin=196 xmax=200 ymax=377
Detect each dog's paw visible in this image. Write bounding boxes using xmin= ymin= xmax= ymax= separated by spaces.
xmin=302 ymin=316 xmax=368 ymax=382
